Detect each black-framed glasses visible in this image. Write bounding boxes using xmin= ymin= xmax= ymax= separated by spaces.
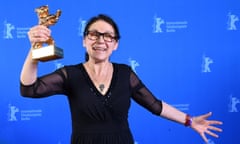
xmin=85 ymin=30 xmax=117 ymax=42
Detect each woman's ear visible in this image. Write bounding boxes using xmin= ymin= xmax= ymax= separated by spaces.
xmin=83 ymin=39 xmax=86 ymax=47
xmin=113 ymin=42 xmax=119 ymax=51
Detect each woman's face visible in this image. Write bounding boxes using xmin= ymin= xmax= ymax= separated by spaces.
xmin=83 ymin=20 xmax=118 ymax=62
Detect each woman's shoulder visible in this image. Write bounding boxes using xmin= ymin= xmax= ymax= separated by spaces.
xmin=112 ymin=62 xmax=132 ymax=72
xmin=113 ymin=62 xmax=130 ymax=68
xmin=56 ymin=63 xmax=84 ymax=79
xmin=56 ymin=63 xmax=83 ymax=74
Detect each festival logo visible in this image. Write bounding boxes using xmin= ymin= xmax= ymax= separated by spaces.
xmin=2 ymin=20 xmax=29 ymax=39
xmin=227 ymin=12 xmax=239 ymax=30
xmin=228 ymin=94 xmax=240 ymax=112
xmin=201 ymin=54 xmax=213 ymax=73
xmin=78 ymin=18 xmax=87 ymax=36
xmin=7 ymin=104 xmax=19 ymax=121
xmin=152 ymin=14 xmax=188 ymax=33
xmin=7 ymin=103 xmax=43 ymax=121
xmin=3 ymin=20 xmax=15 ymax=39
xmin=128 ymin=57 xmax=140 ymax=73
xmin=152 ymin=15 xmax=165 ymax=33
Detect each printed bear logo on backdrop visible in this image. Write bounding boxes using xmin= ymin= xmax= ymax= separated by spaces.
xmin=202 ymin=55 xmax=213 ymax=73
xmin=229 ymin=95 xmax=240 ymax=112
xmin=3 ymin=20 xmax=15 ymax=39
xmin=227 ymin=12 xmax=239 ymax=30
xmin=8 ymin=104 xmax=19 ymax=121
xmin=153 ymin=16 xmax=165 ymax=33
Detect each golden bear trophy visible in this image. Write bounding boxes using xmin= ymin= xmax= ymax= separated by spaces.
xmin=32 ymin=5 xmax=63 ymax=62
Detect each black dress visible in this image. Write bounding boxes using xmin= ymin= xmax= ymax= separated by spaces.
xmin=20 ymin=63 xmax=163 ymax=144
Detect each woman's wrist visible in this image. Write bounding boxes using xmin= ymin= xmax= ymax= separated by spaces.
xmin=184 ymin=114 xmax=193 ymax=127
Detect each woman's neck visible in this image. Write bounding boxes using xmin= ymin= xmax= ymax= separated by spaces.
xmin=84 ymin=60 xmax=111 ymax=75
xmin=83 ymin=61 xmax=113 ymax=94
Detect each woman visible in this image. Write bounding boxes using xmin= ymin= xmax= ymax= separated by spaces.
xmin=20 ymin=14 xmax=222 ymax=144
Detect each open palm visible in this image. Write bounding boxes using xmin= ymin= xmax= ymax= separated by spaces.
xmin=191 ymin=112 xmax=223 ymax=143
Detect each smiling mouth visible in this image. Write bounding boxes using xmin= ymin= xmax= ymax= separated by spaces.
xmin=93 ymin=46 xmax=106 ymax=51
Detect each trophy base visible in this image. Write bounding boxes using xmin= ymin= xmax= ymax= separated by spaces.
xmin=32 ymin=45 xmax=63 ymax=62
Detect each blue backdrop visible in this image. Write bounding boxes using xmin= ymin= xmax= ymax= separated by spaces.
xmin=1 ymin=0 xmax=239 ymax=144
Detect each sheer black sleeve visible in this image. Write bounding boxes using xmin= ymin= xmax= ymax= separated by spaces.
xmin=130 ymin=71 xmax=162 ymax=115
xmin=20 ymin=68 xmax=67 ymax=98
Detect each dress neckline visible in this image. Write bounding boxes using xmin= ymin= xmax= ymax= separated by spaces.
xmin=80 ymin=63 xmax=117 ymax=97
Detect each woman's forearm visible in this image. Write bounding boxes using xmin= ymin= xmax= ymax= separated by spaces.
xmin=160 ymin=101 xmax=187 ymax=125
xmin=20 ymin=48 xmax=38 ymax=85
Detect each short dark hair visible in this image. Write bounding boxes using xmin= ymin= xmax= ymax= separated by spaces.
xmin=83 ymin=14 xmax=120 ymax=41
xmin=83 ymin=14 xmax=121 ymax=61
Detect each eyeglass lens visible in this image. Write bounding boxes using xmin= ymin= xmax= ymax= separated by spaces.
xmin=87 ymin=31 xmax=115 ymax=42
